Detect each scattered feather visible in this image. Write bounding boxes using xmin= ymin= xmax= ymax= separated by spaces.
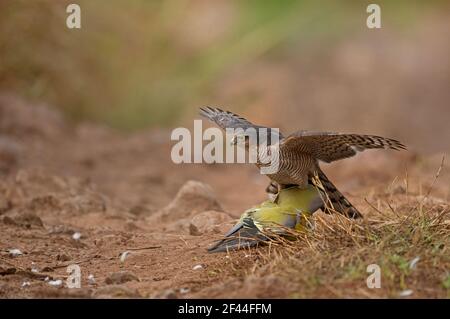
xmin=409 ymin=256 xmax=420 ymax=269
xmin=120 ymin=251 xmax=130 ymax=263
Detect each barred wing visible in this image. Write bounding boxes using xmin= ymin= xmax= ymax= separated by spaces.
xmin=281 ymin=131 xmax=406 ymax=163
xmin=199 ymin=107 xmax=258 ymax=130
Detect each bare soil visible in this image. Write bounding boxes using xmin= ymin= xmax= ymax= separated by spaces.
xmin=0 ymin=95 xmax=448 ymax=298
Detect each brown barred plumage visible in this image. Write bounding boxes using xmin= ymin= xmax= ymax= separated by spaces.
xmin=200 ymin=107 xmax=406 ymax=218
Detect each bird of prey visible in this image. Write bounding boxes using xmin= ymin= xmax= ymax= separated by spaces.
xmin=208 ymin=185 xmax=322 ymax=253
xmin=200 ymin=107 xmax=406 ymax=218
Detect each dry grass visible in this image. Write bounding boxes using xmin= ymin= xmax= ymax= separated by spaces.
xmin=212 ymin=163 xmax=449 ymax=298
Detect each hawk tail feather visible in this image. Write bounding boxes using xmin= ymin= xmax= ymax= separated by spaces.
xmin=311 ymin=169 xmax=362 ymax=219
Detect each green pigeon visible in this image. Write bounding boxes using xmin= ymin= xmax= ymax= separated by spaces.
xmin=208 ymin=185 xmax=324 ymax=253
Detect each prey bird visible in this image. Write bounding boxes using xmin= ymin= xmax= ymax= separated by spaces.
xmin=208 ymin=185 xmax=322 ymax=253
xmin=200 ymin=107 xmax=406 ymax=218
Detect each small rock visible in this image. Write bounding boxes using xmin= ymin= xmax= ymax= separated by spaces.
xmin=48 ymin=279 xmax=63 ymax=287
xmin=105 ymin=271 xmax=139 ymax=285
xmin=88 ymin=274 xmax=96 ymax=285
xmin=189 ymin=210 xmax=233 ymax=235
xmin=21 ymin=281 xmax=31 ymax=288
xmin=399 ymin=289 xmax=414 ymax=297
xmin=192 ymin=264 xmax=203 ymax=270
xmin=150 ymin=181 xmax=223 ymax=223
xmin=72 ymin=232 xmax=82 ymax=241
xmin=9 ymin=249 xmax=23 ymax=257
xmin=179 ymin=287 xmax=190 ymax=294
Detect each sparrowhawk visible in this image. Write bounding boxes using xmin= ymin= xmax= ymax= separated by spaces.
xmin=200 ymin=107 xmax=406 ymax=218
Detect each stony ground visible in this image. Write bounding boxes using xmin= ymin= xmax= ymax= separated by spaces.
xmin=0 ymin=95 xmax=448 ymax=298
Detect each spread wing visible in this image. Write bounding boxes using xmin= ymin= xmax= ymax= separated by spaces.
xmin=280 ymin=131 xmax=406 ymax=163
xmin=199 ymin=106 xmax=284 ymax=144
xmin=199 ymin=107 xmax=259 ymax=130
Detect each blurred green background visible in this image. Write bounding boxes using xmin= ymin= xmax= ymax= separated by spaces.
xmin=0 ymin=0 xmax=449 ymax=151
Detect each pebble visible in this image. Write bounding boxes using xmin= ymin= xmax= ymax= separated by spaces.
xmin=192 ymin=264 xmax=203 ymax=270
xmin=179 ymin=287 xmax=190 ymax=294
xmin=399 ymin=289 xmax=414 ymax=297
xmin=48 ymin=279 xmax=63 ymax=287
xmin=30 ymin=262 xmax=39 ymax=273
xmin=9 ymin=249 xmax=23 ymax=257
xmin=72 ymin=232 xmax=82 ymax=241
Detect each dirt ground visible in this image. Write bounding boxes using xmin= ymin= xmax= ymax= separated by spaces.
xmin=0 ymin=95 xmax=448 ymax=298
